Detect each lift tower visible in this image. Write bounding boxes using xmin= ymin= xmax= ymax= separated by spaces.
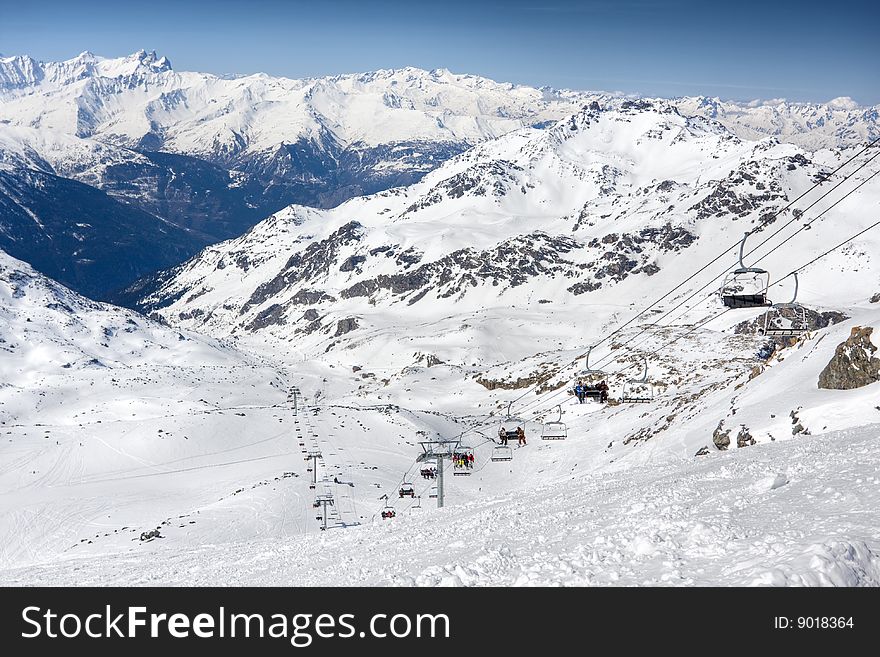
xmin=416 ymin=437 xmax=461 ymax=509
xmin=313 ymin=493 xmax=334 ymax=531
xmin=305 ymin=449 xmax=322 ymax=490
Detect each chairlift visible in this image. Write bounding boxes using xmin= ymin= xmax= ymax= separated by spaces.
xmin=760 ymin=272 xmax=809 ymax=338
xmin=381 ymin=508 xmax=396 ymax=520
xmin=452 ymin=448 xmax=474 ymax=476
xmin=491 ymin=445 xmax=513 ymax=462
xmin=411 ymin=496 xmax=423 ymax=511
xmin=541 ymin=405 xmax=567 ymax=440
xmin=399 ymin=482 xmax=416 ymax=498
xmin=720 ymin=232 xmax=771 ymax=309
xmin=621 ymin=356 xmax=654 ymax=403
xmin=573 ymin=347 xmax=609 ymax=402
xmin=497 ymin=401 xmax=524 ymax=446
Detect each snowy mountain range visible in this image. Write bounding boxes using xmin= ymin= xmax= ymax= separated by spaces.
xmin=124 ymin=100 xmax=878 ymax=347
xmin=1 ymin=51 xmax=879 ymax=586
xmin=1 ymin=50 xmax=878 ymax=297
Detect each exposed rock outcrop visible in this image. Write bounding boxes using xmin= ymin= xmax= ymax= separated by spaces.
xmin=334 ymin=317 xmax=360 ymax=337
xmin=818 ymin=326 xmax=880 ymax=390
xmin=712 ymin=420 xmax=731 ymax=451
xmin=736 ymin=425 xmax=755 ymax=448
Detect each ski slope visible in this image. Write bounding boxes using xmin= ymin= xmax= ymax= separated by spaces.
xmin=3 ymin=422 xmax=877 ymax=587
xmin=1 ymin=255 xmax=879 ymax=585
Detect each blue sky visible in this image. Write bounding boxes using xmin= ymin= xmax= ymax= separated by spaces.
xmin=1 ymin=0 xmax=877 ymax=103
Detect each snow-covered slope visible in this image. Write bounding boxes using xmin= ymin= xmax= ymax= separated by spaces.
xmin=3 ymin=288 xmax=879 ymax=584
xmin=0 ymin=247 xmax=470 ymax=571
xmin=5 ymin=422 xmax=878 ymax=587
xmin=0 ymin=248 xmax=289 ymax=566
xmin=129 ymin=100 xmax=879 ymax=353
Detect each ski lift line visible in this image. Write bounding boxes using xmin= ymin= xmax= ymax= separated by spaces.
xmin=582 ymin=155 xmax=880 ymax=376
xmin=504 ymin=138 xmax=880 ymax=408
xmin=747 ymin=168 xmax=880 ymax=271
xmin=520 ymin=301 xmax=741 ymax=420
xmin=530 ymin=205 xmax=878 ymax=419
xmin=586 ymin=216 xmax=880 ymax=386
xmin=772 ymin=216 xmax=880 ymax=288
xmin=375 ymin=435 xmax=497 ymax=516
xmin=512 ymin=310 xmax=732 ymax=423
xmin=626 ymin=166 xmax=879 ymax=342
xmin=389 ymin=203 xmax=880 ymax=509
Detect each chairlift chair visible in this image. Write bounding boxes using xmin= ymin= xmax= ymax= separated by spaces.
xmin=760 ymin=272 xmax=809 ymax=338
xmin=491 ymin=445 xmax=514 ymax=462
xmin=720 ymin=232 xmax=771 ymax=309
xmin=575 ymin=347 xmax=609 ymax=402
xmin=399 ymin=482 xmax=416 ymax=498
xmin=541 ymin=405 xmax=567 ymax=440
xmin=497 ymin=401 xmax=524 ymax=445
xmin=621 ymin=356 xmax=654 ymax=403
xmin=453 ymin=448 xmax=474 ymax=476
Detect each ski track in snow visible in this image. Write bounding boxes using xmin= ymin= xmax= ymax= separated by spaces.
xmin=2 ymin=425 xmax=878 ymax=587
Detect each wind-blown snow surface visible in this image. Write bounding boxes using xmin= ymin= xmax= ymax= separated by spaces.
xmin=3 ymin=420 xmax=878 ymax=586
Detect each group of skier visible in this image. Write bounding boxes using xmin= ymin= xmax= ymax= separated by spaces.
xmin=573 ymin=380 xmax=609 ymax=403
xmin=420 ymin=466 xmax=437 ymax=479
xmin=453 ymin=452 xmax=474 ymax=469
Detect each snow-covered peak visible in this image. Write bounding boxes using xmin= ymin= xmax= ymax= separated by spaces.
xmin=93 ymin=49 xmax=173 ymax=77
xmin=0 ymin=54 xmax=45 ymax=89
xmin=0 ymin=51 xmax=876 ymax=161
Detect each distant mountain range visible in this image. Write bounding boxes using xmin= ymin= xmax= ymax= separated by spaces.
xmin=1 ymin=50 xmax=877 ymax=298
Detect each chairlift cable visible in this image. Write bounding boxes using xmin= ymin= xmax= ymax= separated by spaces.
xmin=505 ymin=140 xmax=880 ymax=407
xmin=583 ymin=165 xmax=880 ymax=374
xmin=502 ymin=137 xmax=880 ymax=402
